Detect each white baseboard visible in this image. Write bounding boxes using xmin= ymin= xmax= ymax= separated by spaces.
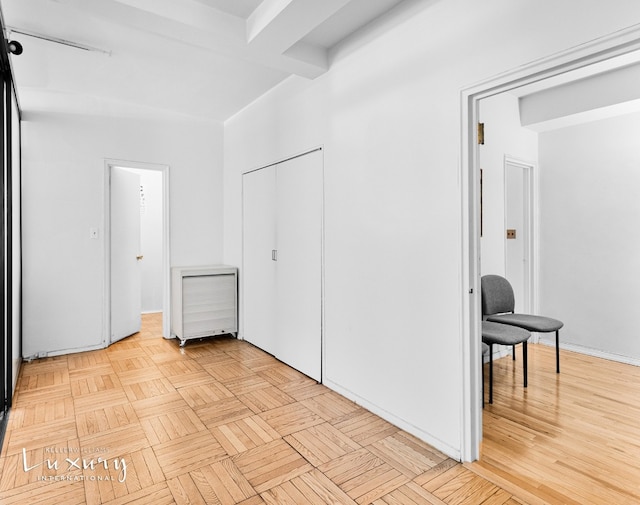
xmin=483 ymin=345 xmax=512 ymax=363
xmin=323 ymin=378 xmax=461 ymax=462
xmin=537 ymin=337 xmax=640 ymax=367
xmin=24 ymin=342 xmax=106 ymax=361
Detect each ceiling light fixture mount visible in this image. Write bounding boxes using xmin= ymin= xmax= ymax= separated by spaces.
xmin=7 ymin=40 xmax=23 ymax=55
xmin=6 ymin=26 xmax=111 ymax=56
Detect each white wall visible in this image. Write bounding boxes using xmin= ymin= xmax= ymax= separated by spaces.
xmin=539 ymin=111 xmax=640 ymax=360
xmin=223 ymin=0 xmax=640 ymax=459
xmin=137 ymin=169 xmax=163 ymax=313
xmin=22 ymin=112 xmax=224 ymax=358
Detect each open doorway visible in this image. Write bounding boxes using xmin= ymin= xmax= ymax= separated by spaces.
xmin=104 ymin=159 xmax=171 ymax=345
xmin=460 ymin=26 xmax=640 ymax=462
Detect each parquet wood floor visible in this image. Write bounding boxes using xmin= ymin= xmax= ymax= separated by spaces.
xmin=0 ymin=313 xmax=524 ymax=504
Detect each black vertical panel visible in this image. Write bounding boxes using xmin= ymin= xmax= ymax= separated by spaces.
xmin=0 ymin=23 xmax=12 ymax=448
xmin=5 ymin=71 xmax=12 ymax=409
xmin=0 ymin=75 xmax=5 ymax=431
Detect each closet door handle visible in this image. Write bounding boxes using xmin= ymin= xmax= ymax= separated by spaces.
xmin=272 ymin=249 xmax=277 ymax=261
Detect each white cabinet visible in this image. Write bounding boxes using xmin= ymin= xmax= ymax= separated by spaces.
xmin=171 ymin=265 xmax=238 ymax=346
xmin=242 ymin=149 xmax=323 ymax=381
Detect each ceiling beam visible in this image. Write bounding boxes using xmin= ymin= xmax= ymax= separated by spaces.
xmin=520 ymin=62 xmax=640 ymax=127
xmin=111 ymin=0 xmax=243 ymax=40
xmin=247 ymin=0 xmax=352 ymax=53
xmin=55 ymin=0 xmax=330 ymax=78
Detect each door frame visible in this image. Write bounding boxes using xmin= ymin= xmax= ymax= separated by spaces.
xmin=503 ymin=156 xmax=536 ymax=316
xmin=104 ymin=159 xmax=171 ymax=344
xmin=460 ymin=25 xmax=640 ymax=462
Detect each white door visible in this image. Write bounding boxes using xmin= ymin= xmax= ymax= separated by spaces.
xmin=275 ymin=151 xmax=323 ymax=381
xmin=505 ymin=160 xmax=532 ymax=313
xmin=111 ymin=167 xmax=142 ymax=342
xmin=242 ymin=166 xmax=277 ymax=354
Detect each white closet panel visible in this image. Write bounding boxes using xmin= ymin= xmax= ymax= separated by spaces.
xmin=242 ymin=149 xmax=323 ymax=382
xmin=275 ymin=151 xmax=322 ymax=381
xmin=242 ymin=165 xmax=277 ymax=354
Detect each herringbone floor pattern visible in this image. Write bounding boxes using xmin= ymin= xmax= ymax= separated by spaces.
xmin=0 ymin=313 xmax=523 ymax=504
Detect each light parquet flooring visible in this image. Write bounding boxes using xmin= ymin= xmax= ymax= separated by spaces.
xmin=0 ymin=313 xmax=524 ymax=504
xmin=469 ymin=343 xmax=640 ymax=505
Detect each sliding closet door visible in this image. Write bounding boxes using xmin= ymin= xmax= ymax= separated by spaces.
xmin=275 ymin=151 xmax=322 ymax=381
xmin=242 ymin=166 xmax=277 ymax=354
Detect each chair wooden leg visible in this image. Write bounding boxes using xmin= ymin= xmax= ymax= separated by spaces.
xmin=556 ymin=330 xmax=560 ymax=373
xmin=523 ymin=341 xmax=528 ymax=388
xmin=489 ymin=343 xmax=494 ymax=404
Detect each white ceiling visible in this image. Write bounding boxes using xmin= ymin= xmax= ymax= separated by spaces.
xmin=0 ymin=0 xmax=408 ymax=121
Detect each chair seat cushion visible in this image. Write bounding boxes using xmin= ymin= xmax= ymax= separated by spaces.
xmin=487 ymin=313 xmax=563 ymax=332
xmin=482 ymin=321 xmax=531 ymax=345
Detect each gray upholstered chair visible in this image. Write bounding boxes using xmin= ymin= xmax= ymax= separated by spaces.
xmin=481 ymin=274 xmax=564 ymax=373
xmin=482 ymin=321 xmax=530 ymax=404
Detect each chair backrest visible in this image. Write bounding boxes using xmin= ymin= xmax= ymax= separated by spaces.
xmin=481 ymin=274 xmax=515 ymax=316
